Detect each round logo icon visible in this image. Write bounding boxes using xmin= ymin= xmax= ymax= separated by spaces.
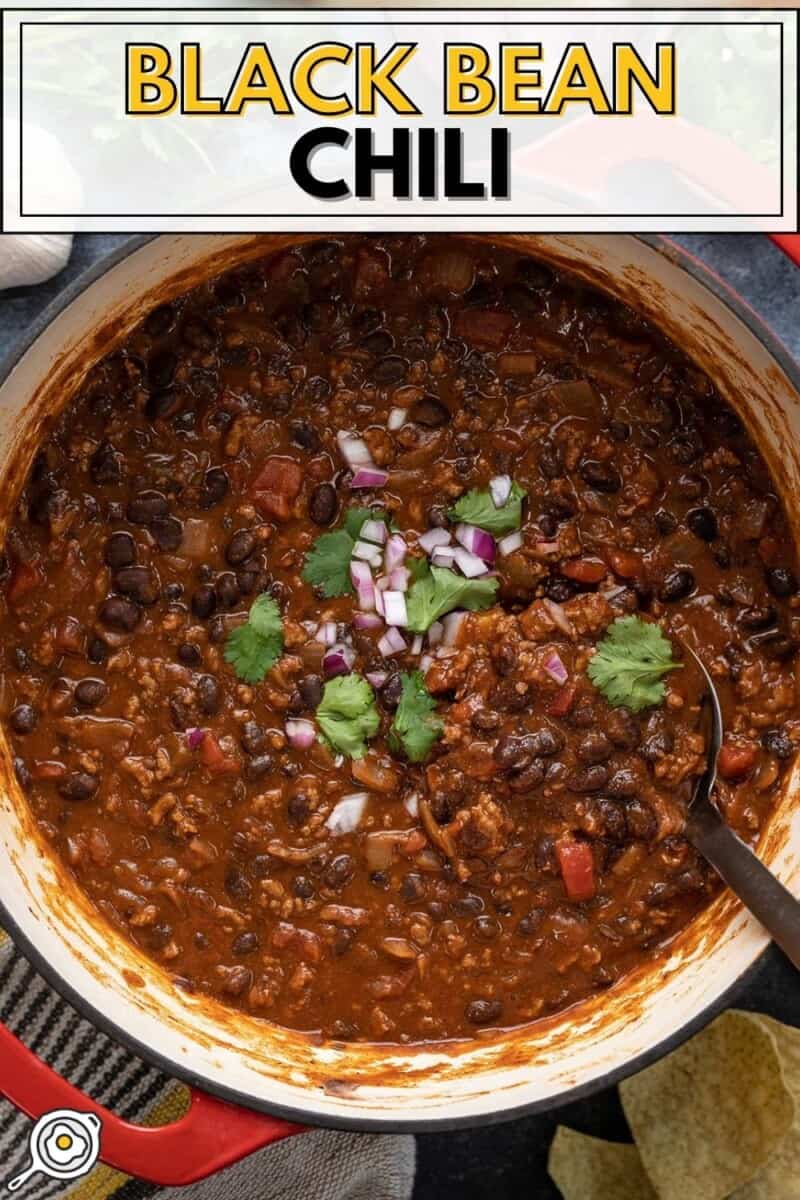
xmin=7 ymin=1110 xmax=102 ymax=1192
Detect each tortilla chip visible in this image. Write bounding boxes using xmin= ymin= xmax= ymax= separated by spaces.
xmin=731 ymin=1015 xmax=800 ymax=1200
xmin=548 ymin=1127 xmax=657 ymax=1200
xmin=621 ymin=1011 xmax=796 ymax=1200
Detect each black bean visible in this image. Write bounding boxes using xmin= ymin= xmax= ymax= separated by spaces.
xmin=593 ymin=797 xmax=628 ymax=842
xmin=427 ymin=505 xmax=449 ymax=529
xmin=567 ymin=764 xmax=609 ymax=793
xmin=224 ymin=865 xmax=251 ymax=901
xmin=113 ymin=566 xmax=160 ymax=606
xmin=178 ymin=642 xmax=202 ymax=666
xmin=494 ymin=643 xmax=518 ymax=676
xmin=308 ymin=482 xmax=338 ymax=527
xmin=517 ymin=907 xmax=545 ymax=935
xmin=191 ymin=585 xmax=217 ymax=620
xmin=127 ymin=490 xmax=168 ymax=525
xmin=226 ymin=530 xmax=257 ymax=566
xmin=605 ymin=708 xmax=640 ymax=750
xmin=13 ymin=757 xmax=31 ymax=791
xmin=739 ymin=605 xmax=777 ymax=631
xmin=245 ymin=755 xmax=272 ymax=781
xmin=766 ymin=566 xmax=798 ymax=598
xmin=147 ymin=349 xmax=177 ymax=390
xmin=655 ymin=509 xmax=677 ymax=535
xmin=474 ymin=916 xmax=501 ymax=941
xmin=293 ymin=875 xmax=315 ymax=899
xmin=401 ymin=872 xmax=425 ymax=902
xmin=544 ymin=576 xmax=575 ymax=604
xmin=208 ymin=616 xmax=228 ymax=644
xmin=658 ymin=568 xmax=695 ymax=603
xmin=640 ymin=730 xmax=673 ymax=762
xmin=757 ymin=633 xmax=800 ymax=663
xmin=380 ymin=674 xmax=403 ymax=710
xmin=9 ymin=705 xmax=37 ymax=735
xmin=197 ymin=674 xmax=220 ymax=715
xmin=324 ymin=854 xmax=355 ymax=890
xmin=74 ymin=678 xmax=108 ymax=709
xmin=232 ymin=931 xmax=259 ymax=956
xmin=579 ymin=460 xmax=621 ymax=493
xmin=241 ymin=721 xmax=266 ymax=754
xmin=625 ymin=798 xmax=657 ymax=841
xmin=508 ymin=760 xmax=546 ymax=791
xmin=215 ymin=572 xmax=240 ymax=610
xmin=361 ymin=329 xmax=394 ymax=356
xmin=686 ymin=507 xmax=718 ymax=542
xmin=104 ymin=532 xmax=136 ymax=569
xmin=99 ymin=596 xmax=141 ymax=632
xmin=410 ymin=396 xmax=450 ymax=428
xmin=606 ymin=767 xmax=640 ymax=798
xmin=199 ymin=467 xmax=229 ymax=508
xmin=494 ymin=734 xmax=533 ymax=771
xmin=151 ymin=515 xmax=183 ymax=552
xmin=451 ymin=894 xmax=484 ymax=917
xmin=58 ymin=772 xmax=99 ymax=801
xmin=471 ymin=708 xmax=500 ymax=733
xmin=287 ymin=791 xmax=311 ymax=828
xmin=539 ymin=442 xmax=562 ymax=480
xmin=762 ymin=729 xmax=794 ymax=760
xmin=90 ymin=441 xmax=122 ymax=486
xmin=297 ymin=675 xmax=323 ymax=710
xmin=372 ymin=356 xmax=407 ymax=386
xmin=290 ymin=421 xmax=319 ymax=451
xmin=87 ymin=636 xmax=108 ymax=665
xmin=465 ymin=998 xmax=502 ymax=1026
xmin=576 ymin=731 xmax=613 ymax=764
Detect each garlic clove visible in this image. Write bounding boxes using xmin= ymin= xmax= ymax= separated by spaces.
xmin=0 ymin=235 xmax=73 ymax=290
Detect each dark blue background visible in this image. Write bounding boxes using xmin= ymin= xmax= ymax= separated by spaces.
xmin=1 ymin=234 xmax=798 ymax=1199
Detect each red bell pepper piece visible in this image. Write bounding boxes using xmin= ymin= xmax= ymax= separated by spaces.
xmin=717 ymin=740 xmax=758 ymax=780
xmin=251 ymin=457 xmax=303 ymax=522
xmin=561 ymin=558 xmax=607 ymax=585
xmin=556 ymin=839 xmax=596 ymax=902
xmin=199 ymin=732 xmax=238 ymax=774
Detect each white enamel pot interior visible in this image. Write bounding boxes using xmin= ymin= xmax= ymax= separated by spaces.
xmin=1 ymin=233 xmax=799 ymax=1131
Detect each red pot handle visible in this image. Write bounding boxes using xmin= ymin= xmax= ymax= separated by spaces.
xmin=770 ymin=234 xmax=800 ymax=267
xmin=0 ymin=1022 xmax=305 ymax=1186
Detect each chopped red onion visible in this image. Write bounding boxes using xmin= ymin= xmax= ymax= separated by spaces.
xmin=418 ymin=527 xmax=451 ymax=554
xmin=354 ymin=611 xmax=384 ymax=631
xmin=353 ymin=540 xmax=383 ymax=566
xmin=543 ymin=598 xmax=577 ymax=640
xmin=361 ymin=519 xmax=388 ymax=546
xmin=428 ymin=620 xmax=444 ymax=646
xmin=442 ymin=610 xmax=467 ymax=646
xmin=389 ymin=566 xmax=410 ymax=592
xmin=384 ymin=534 xmax=407 ymax=570
xmin=411 ymin=634 xmax=423 ymax=655
xmin=382 ymin=591 xmax=408 ymax=627
xmin=431 ymin=546 xmax=456 ymax=568
xmin=285 ymin=718 xmax=316 ymax=750
xmin=336 ymin=432 xmax=373 ymax=467
xmin=350 ymin=560 xmax=373 ymax=589
xmin=375 ymin=574 xmax=391 ymax=591
xmin=323 ymin=643 xmax=356 ymax=678
xmin=404 ymin=792 xmax=420 ymax=819
xmin=326 ymin=792 xmax=369 ymax=835
xmin=186 ymin=727 xmax=205 ymax=751
xmin=387 ymin=407 xmax=407 ymax=431
xmin=498 ymin=530 xmax=523 ymax=556
xmin=315 ymin=621 xmax=337 ymax=646
xmin=351 ymin=467 xmax=389 ymax=490
xmin=543 ymin=650 xmax=569 ymax=686
xmin=357 ymin=585 xmax=376 ymax=612
xmin=374 ymin=588 xmax=385 ymax=618
xmin=455 ymin=523 xmax=496 ymax=563
xmin=378 ymin=627 xmax=407 ymax=656
xmin=365 ymin=669 xmax=388 ymax=688
xmin=490 ymin=474 xmax=512 ymax=507
xmin=454 ymin=546 xmax=490 ymax=578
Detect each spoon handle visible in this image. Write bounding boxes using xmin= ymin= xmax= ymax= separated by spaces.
xmin=687 ymin=798 xmax=800 ymax=970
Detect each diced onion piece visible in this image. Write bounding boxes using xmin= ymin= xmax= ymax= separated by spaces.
xmin=323 ymin=643 xmax=356 ymax=678
xmin=354 ymin=611 xmax=383 ymax=631
xmin=489 ymin=474 xmax=512 ymax=507
xmin=404 ymin=792 xmax=420 ymax=819
xmin=350 ymin=560 xmax=373 ymax=588
xmin=384 ymin=535 xmax=407 ymax=570
xmin=442 ymin=610 xmax=468 ymax=646
xmin=543 ymin=598 xmax=577 ymax=640
xmin=454 ymin=546 xmax=490 ymax=578
xmin=361 ymin=519 xmax=388 ymax=546
xmin=337 ymin=432 xmax=373 ymax=467
xmin=420 ymin=653 xmax=434 ymax=673
xmin=388 ymin=407 xmax=407 ymax=431
xmin=374 ymin=588 xmax=385 ymax=617
xmin=315 ymin=621 xmax=338 ymax=646
xmin=411 ymin=634 xmax=423 ymax=655
xmin=356 ymin=584 xmax=376 ymax=612
xmin=375 ymin=574 xmax=391 ymax=591
xmin=378 ymin=627 xmax=407 ymax=657
xmin=431 ymin=546 xmax=456 ymax=568
xmin=366 ymin=669 xmax=388 ymax=688
xmin=383 ymin=591 xmax=408 ymax=627
xmin=534 ymin=540 xmax=561 ymax=556
xmin=455 ymin=523 xmax=496 ymax=563
xmin=498 ymin=530 xmax=523 ymax=556
xmin=418 ymin=527 xmax=451 ymax=554
xmin=353 ymin=540 xmax=382 ymax=566
xmin=285 ymin=718 xmax=316 ymax=750
xmin=543 ymin=650 xmax=569 ymax=686
xmin=389 ymin=567 xmax=410 ymax=592
xmin=186 ymin=727 xmax=205 ymax=751
xmin=351 ymin=467 xmax=389 ymax=490
xmin=427 ymin=620 xmax=444 ymax=646
xmin=326 ymin=792 xmax=369 ymax=835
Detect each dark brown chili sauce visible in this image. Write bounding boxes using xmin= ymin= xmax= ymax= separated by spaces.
xmin=2 ymin=236 xmax=798 ymax=1044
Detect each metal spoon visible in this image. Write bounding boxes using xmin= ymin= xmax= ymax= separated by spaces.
xmin=685 ymin=646 xmax=800 ymax=969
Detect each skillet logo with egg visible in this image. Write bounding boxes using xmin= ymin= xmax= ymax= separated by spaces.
xmin=7 ymin=1110 xmax=102 ymax=1191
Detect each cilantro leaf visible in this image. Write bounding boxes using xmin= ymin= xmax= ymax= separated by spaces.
xmin=317 ymin=674 xmax=380 ymax=758
xmin=449 ymin=481 xmax=527 ymax=536
xmin=406 ymin=566 xmax=498 ymax=633
xmin=224 ymin=594 xmax=284 ymax=684
xmin=302 ymin=508 xmax=388 ymax=598
xmin=388 ymin=671 xmax=443 ymax=763
xmin=587 ymin=616 xmax=682 ymax=713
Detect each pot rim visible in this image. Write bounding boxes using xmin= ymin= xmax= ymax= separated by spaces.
xmin=0 ymin=233 xmax=797 ymax=1133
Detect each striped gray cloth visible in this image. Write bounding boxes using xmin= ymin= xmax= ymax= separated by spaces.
xmin=0 ymin=932 xmax=416 ymax=1200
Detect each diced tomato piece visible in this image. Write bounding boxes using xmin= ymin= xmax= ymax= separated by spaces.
xmin=556 ymin=839 xmax=596 ymax=902
xmin=548 ymin=681 xmax=577 ymax=717
xmin=561 ymin=558 xmax=607 ymax=585
xmin=718 ymin=740 xmax=759 ymax=780
xmin=31 ymin=760 xmax=67 ymax=780
xmin=251 ymin=457 xmax=303 ymax=522
xmin=605 ymin=548 xmax=644 ymax=580
xmin=199 ymin=731 xmax=238 ymax=774
xmin=453 ymin=309 xmax=515 ymax=350
xmin=7 ymin=560 xmax=44 ymax=606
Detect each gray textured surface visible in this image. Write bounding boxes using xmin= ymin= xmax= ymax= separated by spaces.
xmin=1 ymin=235 xmax=799 ymax=1199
